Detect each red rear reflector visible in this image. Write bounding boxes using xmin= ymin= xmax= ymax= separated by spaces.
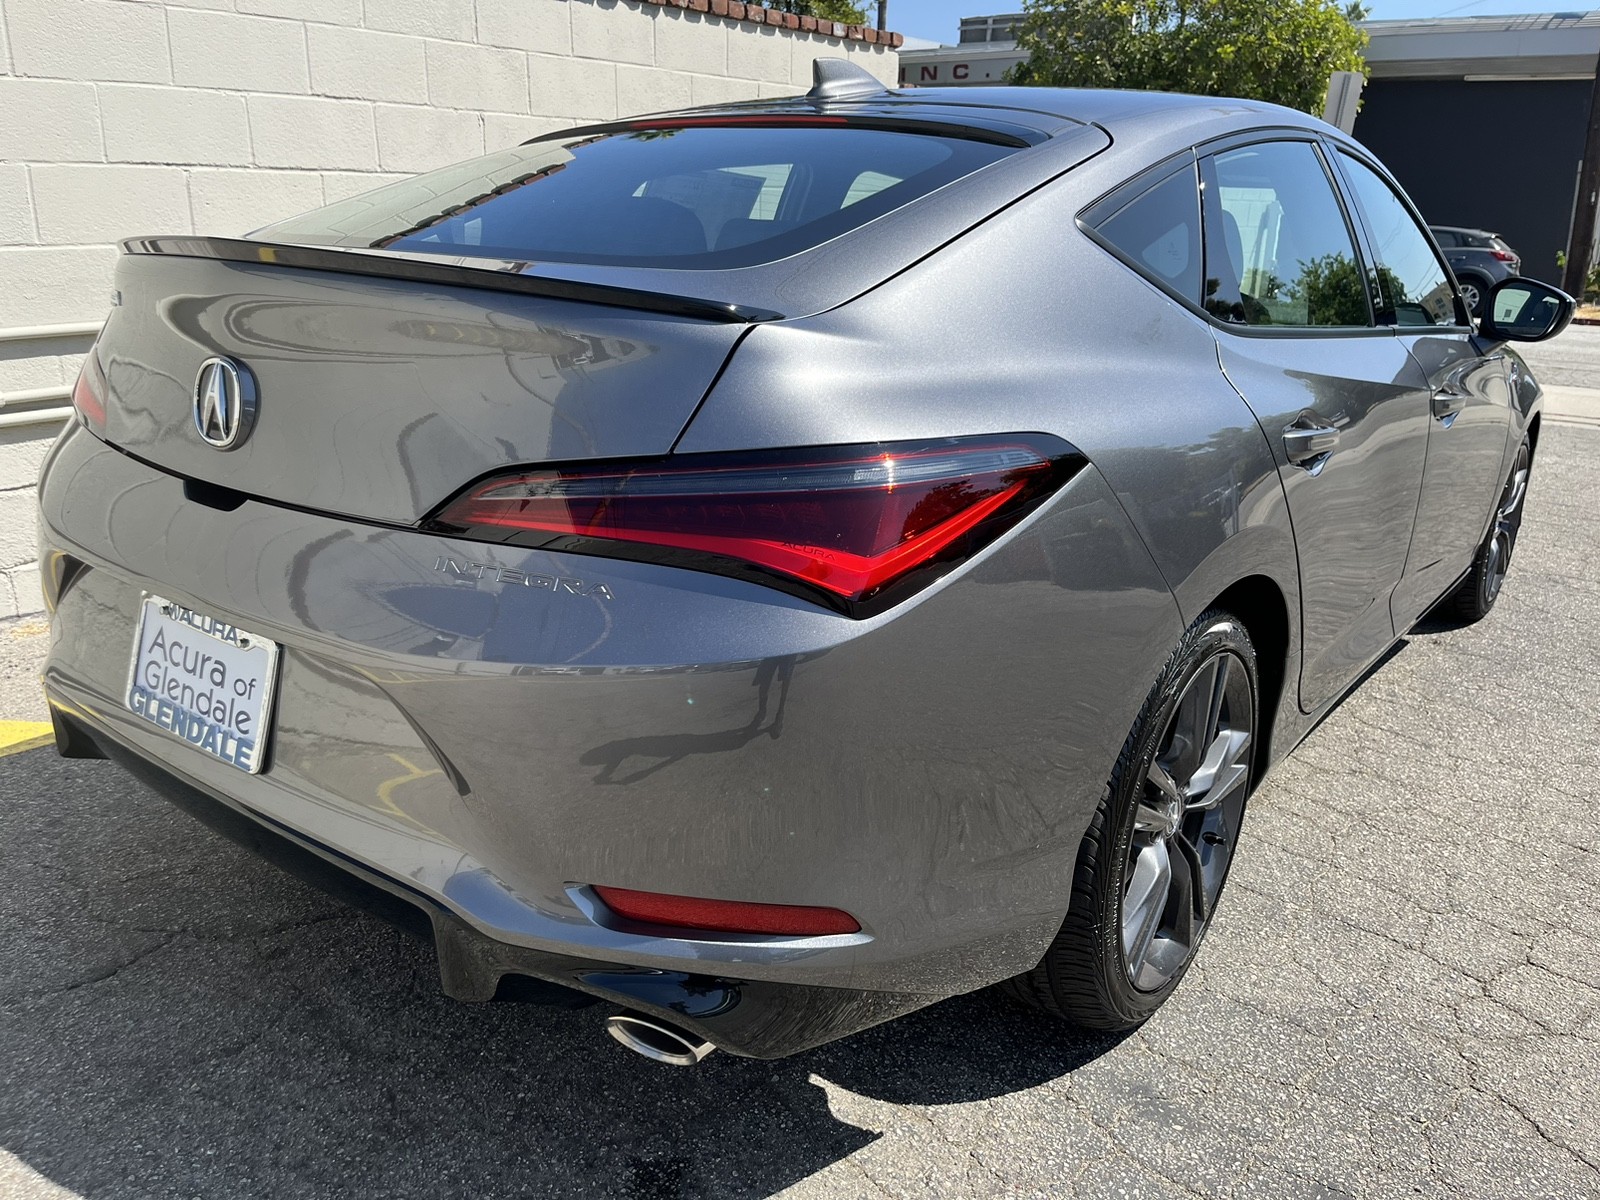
xmin=592 ymin=886 xmax=861 ymax=936
xmin=428 ymin=435 xmax=1081 ymax=616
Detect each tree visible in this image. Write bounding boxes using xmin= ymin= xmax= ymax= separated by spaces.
xmin=1010 ymin=0 xmax=1369 ymax=116
xmin=770 ymin=0 xmax=869 ymax=24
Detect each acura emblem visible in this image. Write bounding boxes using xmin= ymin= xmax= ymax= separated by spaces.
xmin=193 ymin=357 xmax=257 ymax=450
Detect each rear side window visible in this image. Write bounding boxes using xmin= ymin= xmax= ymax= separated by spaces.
xmin=1432 ymin=229 xmax=1459 ymax=247
xmin=1336 ymin=152 xmax=1459 ymax=327
xmin=254 ymin=125 xmax=1015 ymax=270
xmin=1093 ymin=167 xmax=1202 ymax=304
xmin=1199 ymin=141 xmax=1370 ymax=328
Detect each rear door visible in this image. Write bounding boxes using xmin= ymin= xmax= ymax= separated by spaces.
xmin=1200 ymin=137 xmax=1433 ymax=713
xmin=1329 ymin=149 xmax=1515 ymax=629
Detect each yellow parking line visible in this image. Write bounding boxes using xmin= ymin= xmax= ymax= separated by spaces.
xmin=0 ymin=720 xmax=54 ymax=759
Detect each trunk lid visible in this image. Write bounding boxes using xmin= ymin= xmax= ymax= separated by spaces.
xmin=95 ymin=249 xmax=748 ymax=524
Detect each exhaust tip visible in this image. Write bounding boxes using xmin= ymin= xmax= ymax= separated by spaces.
xmin=605 ymin=1013 xmax=715 ymax=1066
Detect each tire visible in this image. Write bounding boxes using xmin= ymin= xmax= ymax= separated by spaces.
xmin=1458 ymin=276 xmax=1488 ymax=318
xmin=1005 ymin=610 xmax=1258 ymax=1030
xmin=1445 ymin=437 xmax=1531 ymax=624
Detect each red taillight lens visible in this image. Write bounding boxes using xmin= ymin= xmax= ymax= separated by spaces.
xmin=427 ymin=435 xmax=1081 ymax=616
xmin=592 ymin=886 xmax=861 ymax=937
xmin=1491 ymin=250 xmax=1517 ymax=263
xmin=70 ymin=351 xmax=108 ymax=434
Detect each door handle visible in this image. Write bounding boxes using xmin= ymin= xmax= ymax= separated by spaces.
xmin=1432 ymin=389 xmax=1467 ymax=424
xmin=1283 ymin=423 xmax=1340 ymax=472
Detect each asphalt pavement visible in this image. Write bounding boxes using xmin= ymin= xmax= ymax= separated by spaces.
xmin=2 ymin=331 xmax=1598 ymax=1199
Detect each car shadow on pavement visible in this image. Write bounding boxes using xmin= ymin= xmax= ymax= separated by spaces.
xmin=0 ymin=752 xmax=1124 ymax=1199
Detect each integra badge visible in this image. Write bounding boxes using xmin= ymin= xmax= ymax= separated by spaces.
xmin=432 ymin=556 xmax=614 ymax=601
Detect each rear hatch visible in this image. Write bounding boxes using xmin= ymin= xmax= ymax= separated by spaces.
xmin=91 ymin=106 xmax=1108 ymax=523
xmin=96 ymin=251 xmax=748 ymax=524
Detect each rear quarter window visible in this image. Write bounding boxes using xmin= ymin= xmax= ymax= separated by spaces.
xmin=1090 ymin=166 xmax=1203 ymax=305
xmin=254 ymin=125 xmax=1016 ymax=270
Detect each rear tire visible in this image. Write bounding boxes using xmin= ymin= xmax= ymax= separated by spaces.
xmin=1459 ymin=276 xmax=1488 ymax=318
xmin=1445 ymin=437 xmax=1531 ymax=624
xmin=1005 ymin=610 xmax=1258 ymax=1030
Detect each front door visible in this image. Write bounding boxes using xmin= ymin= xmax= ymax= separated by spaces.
xmin=1328 ymin=149 xmax=1516 ymax=630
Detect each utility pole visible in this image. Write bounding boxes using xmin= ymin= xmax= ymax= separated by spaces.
xmin=1562 ymin=48 xmax=1600 ymax=297
xmin=877 ymin=0 xmax=888 ymax=31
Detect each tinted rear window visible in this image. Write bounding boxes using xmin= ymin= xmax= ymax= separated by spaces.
xmin=1094 ymin=167 xmax=1202 ymax=304
xmin=255 ymin=125 xmax=1016 ymax=270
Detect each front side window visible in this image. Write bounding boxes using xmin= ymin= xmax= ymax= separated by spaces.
xmin=1336 ymin=152 xmax=1459 ymax=328
xmin=1200 ymin=141 xmax=1370 ymax=328
xmin=254 ymin=125 xmax=1015 ymax=270
xmin=1093 ymin=166 xmax=1203 ymax=304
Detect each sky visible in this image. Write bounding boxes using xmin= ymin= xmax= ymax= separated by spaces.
xmin=890 ymin=0 xmax=1594 ymax=44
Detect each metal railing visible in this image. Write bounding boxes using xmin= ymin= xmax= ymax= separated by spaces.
xmin=0 ymin=321 xmax=102 ymax=431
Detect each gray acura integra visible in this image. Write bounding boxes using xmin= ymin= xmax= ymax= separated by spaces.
xmin=38 ymin=61 xmax=1572 ymax=1064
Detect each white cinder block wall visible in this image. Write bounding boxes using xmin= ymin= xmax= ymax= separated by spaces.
xmin=0 ymin=0 xmax=900 ymax=617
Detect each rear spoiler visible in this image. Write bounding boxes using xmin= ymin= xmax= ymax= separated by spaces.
xmin=119 ymin=236 xmax=785 ymax=325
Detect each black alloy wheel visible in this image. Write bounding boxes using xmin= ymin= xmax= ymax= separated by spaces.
xmin=1006 ymin=610 xmax=1258 ymax=1030
xmin=1448 ymin=437 xmax=1531 ymax=623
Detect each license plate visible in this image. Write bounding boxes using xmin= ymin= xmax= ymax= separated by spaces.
xmin=125 ymin=596 xmax=279 ymax=774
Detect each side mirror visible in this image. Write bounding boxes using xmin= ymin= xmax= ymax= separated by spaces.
xmin=1478 ymin=277 xmax=1575 ymax=343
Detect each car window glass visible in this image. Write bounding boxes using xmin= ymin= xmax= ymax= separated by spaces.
xmin=1432 ymin=229 xmax=1458 ymax=247
xmin=1200 ymin=141 xmax=1369 ymax=327
xmin=1336 ymin=152 xmax=1458 ymax=327
xmin=1094 ymin=167 xmax=1202 ymax=304
xmin=255 ymin=126 xmax=1014 ymax=270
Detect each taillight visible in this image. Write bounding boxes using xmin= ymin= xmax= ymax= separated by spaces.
xmin=592 ymin=886 xmax=861 ymax=937
xmin=70 ymin=350 xmax=108 ymax=435
xmin=426 ymin=435 xmax=1082 ymax=616
xmin=1491 ymin=250 xmax=1517 ymax=263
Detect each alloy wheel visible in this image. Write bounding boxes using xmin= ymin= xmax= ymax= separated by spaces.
xmin=1460 ymin=281 xmax=1482 ymax=315
xmin=1483 ymin=441 xmax=1531 ymax=605
xmin=1122 ymin=648 xmax=1254 ymax=991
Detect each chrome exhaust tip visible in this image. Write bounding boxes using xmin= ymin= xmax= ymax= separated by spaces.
xmin=605 ymin=1012 xmax=716 ymax=1066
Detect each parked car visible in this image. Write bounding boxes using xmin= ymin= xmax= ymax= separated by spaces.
xmin=1430 ymin=225 xmax=1522 ymax=316
xmin=38 ymin=61 xmax=1572 ymax=1065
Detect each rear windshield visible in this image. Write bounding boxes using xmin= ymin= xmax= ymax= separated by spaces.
xmin=254 ymin=124 xmax=1016 ymax=270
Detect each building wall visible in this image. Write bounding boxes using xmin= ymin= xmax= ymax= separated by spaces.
xmin=1352 ymin=77 xmax=1590 ymax=289
xmin=0 ymin=0 xmax=899 ymax=617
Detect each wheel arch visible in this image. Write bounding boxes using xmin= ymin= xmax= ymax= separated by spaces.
xmin=1205 ymin=574 xmax=1290 ymax=784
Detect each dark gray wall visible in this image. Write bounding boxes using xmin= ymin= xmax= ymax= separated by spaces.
xmin=1353 ymin=77 xmax=1591 ymax=285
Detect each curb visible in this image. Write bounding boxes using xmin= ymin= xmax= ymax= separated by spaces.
xmin=0 ymin=720 xmax=53 ymax=759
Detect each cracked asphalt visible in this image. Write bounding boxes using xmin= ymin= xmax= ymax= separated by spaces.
xmin=2 ymin=331 xmax=1598 ymax=1199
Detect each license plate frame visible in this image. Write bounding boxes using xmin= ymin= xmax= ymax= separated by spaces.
xmin=124 ymin=595 xmax=280 ymax=775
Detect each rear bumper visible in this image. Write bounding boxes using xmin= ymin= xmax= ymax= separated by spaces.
xmin=53 ymin=706 xmax=932 ymax=1058
xmin=38 ymin=422 xmax=1183 ymax=1053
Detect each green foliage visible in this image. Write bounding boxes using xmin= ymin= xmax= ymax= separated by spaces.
xmin=1009 ymin=0 xmax=1369 ymax=115
xmin=769 ymin=0 xmax=869 ymax=24
xmin=1557 ymin=251 xmax=1600 ymax=302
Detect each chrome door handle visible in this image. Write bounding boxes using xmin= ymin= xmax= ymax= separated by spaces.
xmin=1283 ymin=423 xmax=1340 ymax=471
xmin=1432 ymin=389 xmax=1467 ymax=424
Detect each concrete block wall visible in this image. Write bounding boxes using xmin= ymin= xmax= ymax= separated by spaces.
xmin=0 ymin=0 xmax=899 ymax=617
